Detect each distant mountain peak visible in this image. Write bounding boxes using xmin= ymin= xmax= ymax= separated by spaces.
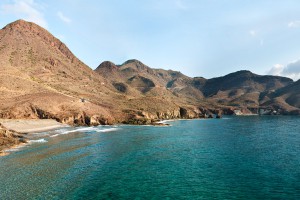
xmin=120 ymin=59 xmax=153 ymax=73
xmin=1 ymin=19 xmax=82 ymax=66
xmin=122 ymin=59 xmax=144 ymax=66
xmin=95 ymin=61 xmax=118 ymax=71
xmin=3 ymin=19 xmax=44 ymax=32
xmin=230 ymin=70 xmax=254 ymax=75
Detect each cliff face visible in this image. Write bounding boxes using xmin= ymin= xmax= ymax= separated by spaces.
xmin=0 ymin=126 xmax=26 ymax=154
xmin=0 ymin=19 xmax=299 ymax=126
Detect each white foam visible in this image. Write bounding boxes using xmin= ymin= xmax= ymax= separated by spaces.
xmin=51 ymin=127 xmax=97 ymax=136
xmin=158 ymin=120 xmax=174 ymax=124
xmin=49 ymin=126 xmax=106 ymax=137
xmin=29 ymin=139 xmax=47 ymax=143
xmin=4 ymin=143 xmax=28 ymax=152
xmin=50 ymin=133 xmax=60 ymax=138
xmin=95 ymin=128 xmax=120 ymax=133
xmin=48 ymin=126 xmax=121 ymax=138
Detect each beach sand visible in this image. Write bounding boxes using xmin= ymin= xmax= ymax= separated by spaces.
xmin=0 ymin=119 xmax=68 ymax=156
xmin=0 ymin=119 xmax=68 ymax=133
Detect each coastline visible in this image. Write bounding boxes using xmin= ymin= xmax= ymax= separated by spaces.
xmin=0 ymin=142 xmax=28 ymax=157
xmin=0 ymin=119 xmax=69 ymax=133
xmin=0 ymin=119 xmax=68 ymax=156
xmin=0 ymin=114 xmax=288 ymax=156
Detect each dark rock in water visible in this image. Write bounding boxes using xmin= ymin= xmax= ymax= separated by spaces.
xmin=216 ymin=114 xmax=222 ymax=118
xmin=152 ymin=122 xmax=170 ymax=126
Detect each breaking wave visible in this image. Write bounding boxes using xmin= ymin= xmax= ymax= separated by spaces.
xmin=29 ymin=139 xmax=48 ymax=143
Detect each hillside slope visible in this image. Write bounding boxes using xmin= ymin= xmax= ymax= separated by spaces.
xmin=0 ymin=19 xmax=299 ymax=127
xmin=261 ymin=80 xmax=300 ymax=114
xmin=201 ymin=70 xmax=293 ymax=107
xmin=0 ymin=20 xmax=118 ymax=124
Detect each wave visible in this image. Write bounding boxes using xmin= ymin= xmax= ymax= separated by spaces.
xmin=158 ymin=120 xmax=175 ymax=124
xmin=95 ymin=128 xmax=120 ymax=133
xmin=49 ymin=127 xmax=97 ymax=137
xmin=50 ymin=126 xmax=120 ymax=137
xmin=29 ymin=139 xmax=48 ymax=143
xmin=4 ymin=143 xmax=28 ymax=152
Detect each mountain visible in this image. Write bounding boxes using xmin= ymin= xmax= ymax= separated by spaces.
xmin=96 ymin=62 xmax=296 ymax=114
xmin=200 ymin=70 xmax=293 ymax=107
xmin=0 ymin=20 xmax=205 ymax=125
xmin=0 ymin=19 xmax=118 ymax=124
xmin=261 ymin=80 xmax=300 ymax=114
xmin=0 ymin=19 xmax=299 ymax=127
xmin=95 ymin=59 xmax=205 ymax=102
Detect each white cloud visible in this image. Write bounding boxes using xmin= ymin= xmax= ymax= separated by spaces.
xmin=268 ymin=64 xmax=284 ymax=75
xmin=268 ymin=62 xmax=300 ymax=81
xmin=288 ymin=20 xmax=300 ymax=28
xmin=1 ymin=0 xmax=47 ymax=28
xmin=57 ymin=11 xmax=71 ymax=24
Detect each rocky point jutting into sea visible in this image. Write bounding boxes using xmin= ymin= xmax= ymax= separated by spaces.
xmin=0 ymin=19 xmax=300 ymax=151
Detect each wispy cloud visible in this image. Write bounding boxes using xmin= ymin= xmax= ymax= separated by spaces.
xmin=288 ymin=20 xmax=300 ymax=28
xmin=1 ymin=0 xmax=47 ymax=28
xmin=57 ymin=11 xmax=71 ymax=24
xmin=268 ymin=61 xmax=300 ymax=81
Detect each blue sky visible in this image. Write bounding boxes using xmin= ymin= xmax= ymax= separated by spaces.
xmin=1 ymin=0 xmax=300 ymax=80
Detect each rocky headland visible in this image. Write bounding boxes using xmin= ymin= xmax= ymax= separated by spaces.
xmin=0 ymin=126 xmax=27 ymax=156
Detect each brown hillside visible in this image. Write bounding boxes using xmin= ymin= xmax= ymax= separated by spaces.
xmin=0 ymin=20 xmax=120 ymax=124
xmin=262 ymin=80 xmax=300 ymax=113
xmin=201 ymin=70 xmax=293 ymax=107
xmin=1 ymin=19 xmax=299 ymax=128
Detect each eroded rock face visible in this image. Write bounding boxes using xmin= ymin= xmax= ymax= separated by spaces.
xmin=122 ymin=106 xmax=205 ymax=125
xmin=61 ymin=113 xmax=113 ymax=126
xmin=0 ymin=127 xmax=26 ymax=152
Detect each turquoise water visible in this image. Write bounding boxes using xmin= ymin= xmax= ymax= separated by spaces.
xmin=0 ymin=116 xmax=300 ymax=199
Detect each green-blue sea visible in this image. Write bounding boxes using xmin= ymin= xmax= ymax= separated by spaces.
xmin=0 ymin=116 xmax=300 ymax=199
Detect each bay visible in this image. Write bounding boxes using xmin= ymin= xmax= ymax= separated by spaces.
xmin=0 ymin=116 xmax=299 ymax=199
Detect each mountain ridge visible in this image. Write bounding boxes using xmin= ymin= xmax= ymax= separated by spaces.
xmin=0 ymin=19 xmax=299 ymax=127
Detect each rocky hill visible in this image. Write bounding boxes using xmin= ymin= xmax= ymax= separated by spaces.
xmin=0 ymin=19 xmax=299 ymax=128
xmin=200 ymin=70 xmax=293 ymax=108
xmin=96 ymin=60 xmax=298 ymax=115
xmin=0 ymin=20 xmax=119 ymax=125
xmin=261 ymin=80 xmax=300 ymax=114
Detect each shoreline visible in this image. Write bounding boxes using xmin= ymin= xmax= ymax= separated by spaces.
xmin=0 ymin=119 xmax=68 ymax=157
xmin=0 ymin=115 xmax=295 ymax=157
xmin=0 ymin=142 xmax=28 ymax=157
xmin=0 ymin=119 xmax=69 ymax=134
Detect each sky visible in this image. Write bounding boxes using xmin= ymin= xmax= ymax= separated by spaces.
xmin=0 ymin=0 xmax=300 ymax=80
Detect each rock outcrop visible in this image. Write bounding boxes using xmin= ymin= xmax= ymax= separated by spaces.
xmin=0 ymin=126 xmax=27 ymax=154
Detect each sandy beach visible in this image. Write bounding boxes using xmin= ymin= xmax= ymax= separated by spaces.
xmin=0 ymin=119 xmax=68 ymax=133
xmin=0 ymin=119 xmax=68 ymax=156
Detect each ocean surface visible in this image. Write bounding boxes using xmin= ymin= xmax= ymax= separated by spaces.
xmin=0 ymin=116 xmax=300 ymax=199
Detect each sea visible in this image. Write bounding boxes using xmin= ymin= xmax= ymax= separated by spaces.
xmin=0 ymin=116 xmax=299 ymax=199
